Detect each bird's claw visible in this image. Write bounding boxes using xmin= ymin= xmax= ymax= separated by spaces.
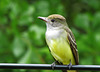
xmin=68 ymin=60 xmax=72 ymax=69
xmin=51 ymin=61 xmax=56 ymax=70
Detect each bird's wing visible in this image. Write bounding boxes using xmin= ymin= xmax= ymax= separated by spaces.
xmin=66 ymin=27 xmax=79 ymax=65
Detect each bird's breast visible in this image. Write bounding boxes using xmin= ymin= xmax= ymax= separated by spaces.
xmin=45 ymin=29 xmax=75 ymax=64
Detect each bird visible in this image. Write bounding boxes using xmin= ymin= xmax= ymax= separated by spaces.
xmin=38 ymin=14 xmax=79 ymax=72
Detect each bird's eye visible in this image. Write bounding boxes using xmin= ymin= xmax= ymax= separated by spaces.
xmin=51 ymin=19 xmax=55 ymax=22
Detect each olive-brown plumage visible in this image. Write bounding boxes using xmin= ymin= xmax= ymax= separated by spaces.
xmin=38 ymin=14 xmax=79 ymax=72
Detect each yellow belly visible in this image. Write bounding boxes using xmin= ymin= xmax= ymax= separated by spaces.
xmin=46 ymin=37 xmax=75 ymax=65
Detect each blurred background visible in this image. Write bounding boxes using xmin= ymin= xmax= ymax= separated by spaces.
xmin=0 ymin=0 xmax=100 ymax=72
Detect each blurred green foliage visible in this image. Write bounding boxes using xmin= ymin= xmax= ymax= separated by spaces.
xmin=0 ymin=0 xmax=100 ymax=72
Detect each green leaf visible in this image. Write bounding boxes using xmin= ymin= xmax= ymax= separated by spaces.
xmin=12 ymin=37 xmax=25 ymax=58
xmin=18 ymin=47 xmax=32 ymax=64
xmin=29 ymin=25 xmax=45 ymax=46
xmin=18 ymin=5 xmax=35 ymax=25
xmin=93 ymin=12 xmax=100 ymax=28
xmin=74 ymin=13 xmax=89 ymax=31
xmin=36 ymin=1 xmax=49 ymax=16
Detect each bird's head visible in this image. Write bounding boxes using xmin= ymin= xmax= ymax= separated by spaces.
xmin=38 ymin=14 xmax=68 ymax=29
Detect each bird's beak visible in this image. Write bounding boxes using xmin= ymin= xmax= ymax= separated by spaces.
xmin=38 ymin=16 xmax=47 ymax=22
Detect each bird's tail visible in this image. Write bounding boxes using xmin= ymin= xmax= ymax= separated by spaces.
xmin=62 ymin=70 xmax=78 ymax=72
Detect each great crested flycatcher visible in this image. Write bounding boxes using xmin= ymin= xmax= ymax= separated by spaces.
xmin=38 ymin=14 xmax=79 ymax=72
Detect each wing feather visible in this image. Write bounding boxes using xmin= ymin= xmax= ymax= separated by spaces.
xmin=66 ymin=27 xmax=79 ymax=65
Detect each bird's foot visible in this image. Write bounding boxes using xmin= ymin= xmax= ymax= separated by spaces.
xmin=51 ymin=61 xmax=56 ymax=70
xmin=68 ymin=60 xmax=72 ymax=69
